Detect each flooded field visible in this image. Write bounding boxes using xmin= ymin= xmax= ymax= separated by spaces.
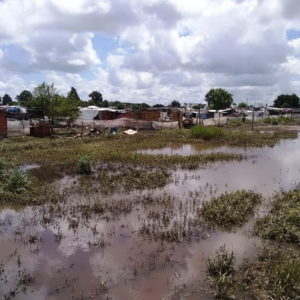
xmin=0 ymin=134 xmax=299 ymax=299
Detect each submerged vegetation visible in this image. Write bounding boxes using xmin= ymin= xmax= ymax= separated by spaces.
xmin=0 ymin=123 xmax=299 ymax=298
xmin=255 ymin=189 xmax=300 ymax=244
xmin=200 ymin=190 xmax=262 ymax=228
xmin=0 ymin=127 xmax=296 ymax=166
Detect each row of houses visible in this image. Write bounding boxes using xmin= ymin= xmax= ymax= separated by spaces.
xmin=0 ymin=104 xmax=298 ymax=138
xmin=78 ymin=106 xmax=181 ymax=122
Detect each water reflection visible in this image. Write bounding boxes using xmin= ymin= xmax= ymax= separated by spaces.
xmin=0 ymin=136 xmax=299 ymax=299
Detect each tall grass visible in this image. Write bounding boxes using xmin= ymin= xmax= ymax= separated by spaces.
xmin=263 ymin=116 xmax=294 ymax=125
xmin=190 ymin=125 xmax=224 ymax=140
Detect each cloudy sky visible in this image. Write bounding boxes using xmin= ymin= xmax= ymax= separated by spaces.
xmin=0 ymin=0 xmax=300 ymax=105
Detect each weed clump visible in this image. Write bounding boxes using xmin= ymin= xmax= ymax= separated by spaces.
xmin=190 ymin=125 xmax=224 ymax=140
xmin=206 ymin=246 xmax=236 ymax=299
xmin=77 ymin=155 xmax=92 ymax=175
xmin=255 ymin=189 xmax=300 ymax=243
xmin=207 ymin=246 xmax=235 ymax=277
xmin=5 ymin=170 xmax=30 ymax=194
xmin=200 ymin=190 xmax=262 ymax=228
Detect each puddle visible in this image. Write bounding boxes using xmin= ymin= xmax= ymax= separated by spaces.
xmin=138 ymin=143 xmax=247 ymax=156
xmin=19 ymin=163 xmax=40 ymax=172
xmin=0 ymin=136 xmax=300 ymax=299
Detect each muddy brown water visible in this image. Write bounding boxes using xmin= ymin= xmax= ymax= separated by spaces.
xmin=0 ymin=136 xmax=300 ymax=299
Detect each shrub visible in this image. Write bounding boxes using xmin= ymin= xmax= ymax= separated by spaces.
xmin=190 ymin=125 xmax=224 ymax=140
xmin=77 ymin=155 xmax=92 ymax=174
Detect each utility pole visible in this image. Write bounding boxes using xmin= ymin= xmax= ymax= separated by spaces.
xmin=251 ymin=106 xmax=255 ymax=131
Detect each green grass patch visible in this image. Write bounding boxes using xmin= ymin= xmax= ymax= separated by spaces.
xmin=239 ymin=246 xmax=300 ymax=300
xmin=255 ymin=189 xmax=300 ymax=244
xmin=263 ymin=116 xmax=294 ymax=125
xmin=200 ymin=190 xmax=262 ymax=228
xmin=190 ymin=125 xmax=224 ymax=140
xmin=207 ymin=245 xmax=300 ymax=300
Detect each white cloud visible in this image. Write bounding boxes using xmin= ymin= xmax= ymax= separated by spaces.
xmin=0 ymin=0 xmax=299 ymax=104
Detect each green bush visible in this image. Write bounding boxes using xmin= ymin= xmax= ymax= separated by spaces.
xmin=77 ymin=155 xmax=92 ymax=174
xmin=190 ymin=125 xmax=224 ymax=140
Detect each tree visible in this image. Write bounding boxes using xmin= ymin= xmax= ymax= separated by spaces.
xmin=31 ymin=82 xmax=79 ymax=122
xmin=171 ymin=100 xmax=181 ymax=108
xmin=273 ymin=94 xmax=299 ymax=108
xmin=67 ymin=87 xmax=81 ymax=103
xmin=238 ymin=102 xmax=248 ymax=109
xmin=2 ymin=94 xmax=13 ymax=105
xmin=153 ymin=104 xmax=165 ymax=108
xmin=16 ymin=90 xmax=33 ymax=107
xmin=101 ymin=100 xmax=109 ymax=108
xmin=88 ymin=91 xmax=103 ymax=106
xmin=31 ymin=82 xmax=58 ymax=116
xmin=205 ymin=88 xmax=233 ymax=110
xmin=51 ymin=95 xmax=79 ymax=122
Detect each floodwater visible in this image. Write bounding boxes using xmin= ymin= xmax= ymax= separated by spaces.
xmin=0 ymin=135 xmax=300 ymax=299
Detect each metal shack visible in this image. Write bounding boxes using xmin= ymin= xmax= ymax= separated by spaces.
xmin=0 ymin=110 xmax=7 ymax=138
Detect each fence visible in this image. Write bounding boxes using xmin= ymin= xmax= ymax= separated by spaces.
xmin=74 ymin=117 xmax=179 ymax=130
xmin=7 ymin=120 xmax=30 ymax=137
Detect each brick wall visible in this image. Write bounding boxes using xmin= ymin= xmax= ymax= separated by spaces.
xmin=0 ymin=111 xmax=7 ymax=137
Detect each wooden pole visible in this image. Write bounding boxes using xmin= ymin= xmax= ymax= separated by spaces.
xmin=251 ymin=106 xmax=255 ymax=131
